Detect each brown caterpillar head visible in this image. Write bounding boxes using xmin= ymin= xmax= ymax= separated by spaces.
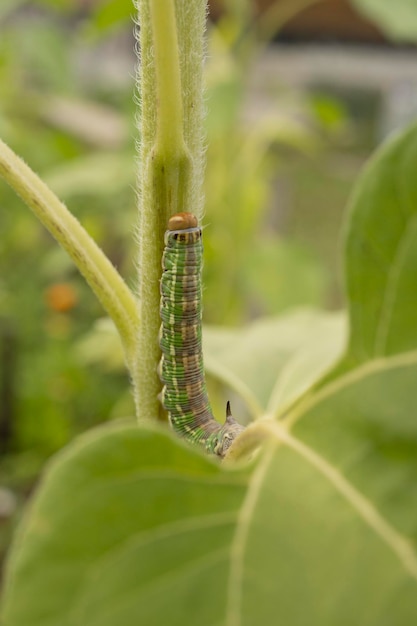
xmin=168 ymin=213 xmax=198 ymax=231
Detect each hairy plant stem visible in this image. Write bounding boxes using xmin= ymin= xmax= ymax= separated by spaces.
xmin=0 ymin=138 xmax=139 ymax=368
xmin=135 ymin=0 xmax=206 ymax=421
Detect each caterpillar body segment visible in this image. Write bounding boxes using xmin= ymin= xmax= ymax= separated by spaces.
xmin=159 ymin=212 xmax=245 ymax=458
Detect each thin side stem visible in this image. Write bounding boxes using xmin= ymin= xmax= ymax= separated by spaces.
xmin=0 ymin=138 xmax=139 ymax=367
xmin=225 ymin=419 xmax=273 ymax=463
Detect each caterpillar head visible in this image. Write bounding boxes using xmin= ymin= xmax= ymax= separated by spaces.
xmin=214 ymin=401 xmax=245 ymax=458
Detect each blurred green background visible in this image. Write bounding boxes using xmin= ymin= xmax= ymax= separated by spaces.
xmin=1 ymin=0 xmax=417 ymax=575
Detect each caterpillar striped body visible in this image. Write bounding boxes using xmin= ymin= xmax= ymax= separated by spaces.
xmin=159 ymin=212 xmax=245 ymax=458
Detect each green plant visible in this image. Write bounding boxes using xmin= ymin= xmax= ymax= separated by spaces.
xmin=1 ymin=1 xmax=417 ymax=625
xmin=0 ymin=0 xmax=138 ymax=468
xmin=352 ymin=0 xmax=417 ymax=40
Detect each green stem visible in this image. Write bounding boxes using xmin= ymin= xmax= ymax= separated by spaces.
xmin=135 ymin=0 xmax=206 ymax=422
xmin=0 ymin=138 xmax=139 ymax=367
xmin=224 ymin=420 xmax=272 ymax=463
xmin=150 ymin=1 xmax=185 ymax=155
xmin=149 ymin=0 xmax=192 ymax=224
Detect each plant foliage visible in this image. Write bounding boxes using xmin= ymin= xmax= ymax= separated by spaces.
xmin=3 ymin=123 xmax=417 ymax=624
xmin=352 ymin=0 xmax=417 ymax=41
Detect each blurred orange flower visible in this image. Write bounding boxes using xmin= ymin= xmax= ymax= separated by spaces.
xmin=44 ymin=283 xmax=78 ymax=313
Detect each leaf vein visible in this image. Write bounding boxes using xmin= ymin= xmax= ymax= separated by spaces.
xmin=284 ymin=349 xmax=417 ymax=430
xmin=270 ymin=423 xmax=417 ymax=581
xmin=225 ymin=447 xmax=275 ymax=626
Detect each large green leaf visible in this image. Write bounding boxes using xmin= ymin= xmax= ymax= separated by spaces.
xmin=343 ymin=123 xmax=417 ymax=365
xmin=204 ymin=309 xmax=346 ymax=417
xmin=2 ymin=369 xmax=417 ymax=625
xmin=352 ymin=0 xmax=417 ymax=41
xmin=1 ymin=424 xmax=248 ymax=626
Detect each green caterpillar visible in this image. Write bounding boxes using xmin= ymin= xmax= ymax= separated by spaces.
xmin=159 ymin=212 xmax=245 ymax=458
